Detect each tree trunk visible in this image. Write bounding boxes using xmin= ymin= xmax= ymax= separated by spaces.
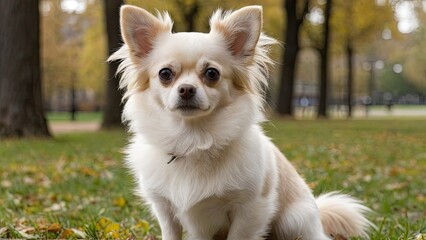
xmin=184 ymin=2 xmax=199 ymax=32
xmin=277 ymin=42 xmax=298 ymax=116
xmin=346 ymin=42 xmax=353 ymax=118
xmin=102 ymin=0 xmax=124 ymax=129
xmin=276 ymin=0 xmax=309 ymax=116
xmin=0 ymin=0 xmax=50 ymax=138
xmin=317 ymin=0 xmax=332 ymax=118
xmin=176 ymin=0 xmax=200 ymax=32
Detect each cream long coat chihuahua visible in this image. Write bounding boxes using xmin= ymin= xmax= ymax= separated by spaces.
xmin=109 ymin=5 xmax=373 ymax=240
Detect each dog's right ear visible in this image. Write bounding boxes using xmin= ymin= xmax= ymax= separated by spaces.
xmin=120 ymin=6 xmax=171 ymax=58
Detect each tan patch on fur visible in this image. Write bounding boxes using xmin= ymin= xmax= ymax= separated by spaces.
xmin=212 ymin=22 xmax=228 ymax=37
xmin=126 ymin=72 xmax=149 ymax=92
xmin=232 ymin=72 xmax=253 ymax=93
xmin=273 ymin=146 xmax=309 ymax=214
xmin=138 ymin=79 xmax=150 ymax=91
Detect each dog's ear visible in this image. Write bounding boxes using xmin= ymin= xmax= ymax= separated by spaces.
xmin=120 ymin=5 xmax=171 ymax=58
xmin=210 ymin=6 xmax=262 ymax=58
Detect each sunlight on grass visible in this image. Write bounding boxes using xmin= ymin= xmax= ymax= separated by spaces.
xmin=0 ymin=119 xmax=425 ymax=239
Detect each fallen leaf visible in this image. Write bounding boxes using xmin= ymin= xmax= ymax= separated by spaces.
xmin=71 ymin=228 xmax=87 ymax=238
xmin=1 ymin=180 xmax=12 ymax=188
xmin=58 ymin=228 xmax=74 ymax=238
xmin=44 ymin=201 xmax=66 ymax=212
xmin=96 ymin=217 xmax=112 ymax=230
xmin=135 ymin=220 xmax=150 ymax=234
xmin=308 ymin=181 xmax=318 ymax=189
xmin=23 ymin=176 xmax=35 ymax=185
xmin=113 ymin=197 xmax=127 ymax=207
xmin=362 ymin=175 xmax=372 ymax=182
xmin=104 ymin=222 xmax=120 ymax=238
xmin=416 ymin=194 xmax=425 ymax=202
xmin=81 ymin=167 xmax=99 ymax=177
xmin=385 ymin=182 xmax=408 ymax=191
xmin=416 ymin=233 xmax=426 ymax=240
xmin=16 ymin=230 xmax=36 ymax=239
xmin=47 ymin=223 xmax=62 ymax=233
xmin=389 ymin=166 xmax=405 ymax=176
xmin=96 ymin=217 xmax=121 ymax=238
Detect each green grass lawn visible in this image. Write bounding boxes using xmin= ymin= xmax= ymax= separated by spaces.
xmin=0 ymin=119 xmax=425 ymax=239
xmin=47 ymin=111 xmax=102 ymax=122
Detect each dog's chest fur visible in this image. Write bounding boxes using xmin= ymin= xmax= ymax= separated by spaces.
xmin=126 ymin=127 xmax=267 ymax=212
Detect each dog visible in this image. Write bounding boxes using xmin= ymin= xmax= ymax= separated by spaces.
xmin=109 ymin=5 xmax=374 ymax=240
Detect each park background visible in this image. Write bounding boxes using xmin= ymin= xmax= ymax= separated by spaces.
xmin=0 ymin=0 xmax=425 ymax=239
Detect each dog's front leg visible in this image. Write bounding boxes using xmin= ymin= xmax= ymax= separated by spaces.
xmin=226 ymin=197 xmax=274 ymax=240
xmin=150 ymin=196 xmax=182 ymax=240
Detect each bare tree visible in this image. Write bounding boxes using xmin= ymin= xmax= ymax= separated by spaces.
xmin=0 ymin=0 xmax=50 ymax=138
xmin=276 ymin=0 xmax=310 ymax=116
xmin=102 ymin=0 xmax=124 ymax=129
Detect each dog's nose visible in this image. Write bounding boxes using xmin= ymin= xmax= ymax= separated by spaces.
xmin=178 ymin=84 xmax=196 ymax=100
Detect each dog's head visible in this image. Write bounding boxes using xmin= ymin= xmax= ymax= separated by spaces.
xmin=111 ymin=5 xmax=276 ymax=120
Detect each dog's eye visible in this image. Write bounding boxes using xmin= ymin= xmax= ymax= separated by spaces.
xmin=159 ymin=68 xmax=173 ymax=82
xmin=204 ymin=68 xmax=220 ymax=82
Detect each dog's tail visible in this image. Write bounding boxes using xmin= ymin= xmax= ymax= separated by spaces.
xmin=315 ymin=192 xmax=375 ymax=239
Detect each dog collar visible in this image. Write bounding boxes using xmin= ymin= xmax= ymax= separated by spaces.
xmin=167 ymin=154 xmax=178 ymax=164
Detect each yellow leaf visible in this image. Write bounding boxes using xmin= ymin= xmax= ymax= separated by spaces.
xmin=96 ymin=217 xmax=111 ymax=231
xmin=105 ymin=223 xmax=120 ymax=232
xmin=113 ymin=197 xmax=127 ymax=208
xmin=96 ymin=217 xmax=121 ymax=238
xmin=135 ymin=220 xmax=150 ymax=233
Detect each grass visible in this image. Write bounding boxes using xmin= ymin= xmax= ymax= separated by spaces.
xmin=0 ymin=119 xmax=425 ymax=239
xmin=47 ymin=111 xmax=102 ymax=122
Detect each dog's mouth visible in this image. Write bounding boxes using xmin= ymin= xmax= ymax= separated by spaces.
xmin=173 ymin=101 xmax=210 ymax=116
xmin=176 ymin=104 xmax=200 ymax=111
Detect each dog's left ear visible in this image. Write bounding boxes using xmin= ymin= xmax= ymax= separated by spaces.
xmin=210 ymin=6 xmax=262 ymax=58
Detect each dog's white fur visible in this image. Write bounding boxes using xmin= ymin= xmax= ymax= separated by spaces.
xmin=110 ymin=5 xmax=373 ymax=240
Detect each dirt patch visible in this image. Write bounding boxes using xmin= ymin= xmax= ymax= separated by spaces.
xmin=49 ymin=122 xmax=100 ymax=134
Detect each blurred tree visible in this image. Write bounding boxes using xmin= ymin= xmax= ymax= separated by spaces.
xmin=0 ymin=0 xmax=50 ymax=138
xmin=42 ymin=0 xmax=66 ymax=110
xmin=379 ymin=65 xmax=420 ymax=96
xmin=176 ymin=0 xmax=200 ymax=32
xmin=78 ymin=0 xmax=107 ymax=106
xmin=304 ymin=0 xmax=395 ymax=117
xmin=125 ymin=1 xmax=283 ymax=37
xmin=102 ymin=0 xmax=124 ymax=129
xmin=276 ymin=0 xmax=310 ymax=116
xmin=297 ymin=0 xmax=330 ymax=117
xmin=317 ymin=0 xmax=332 ymax=118
xmin=41 ymin=0 xmax=84 ymax=118
xmin=332 ymin=0 xmax=395 ymax=117
xmin=403 ymin=11 xmax=426 ymax=94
